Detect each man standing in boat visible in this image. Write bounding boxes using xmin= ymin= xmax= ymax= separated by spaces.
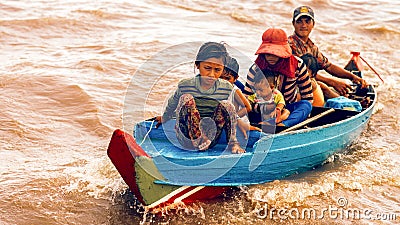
xmin=288 ymin=6 xmax=368 ymax=99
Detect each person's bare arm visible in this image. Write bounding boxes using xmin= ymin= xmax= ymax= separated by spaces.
xmin=315 ymin=72 xmax=350 ymax=96
xmin=235 ymin=89 xmax=252 ymax=118
xmin=325 ymin=64 xmax=368 ymax=88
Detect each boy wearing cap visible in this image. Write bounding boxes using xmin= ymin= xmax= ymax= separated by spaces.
xmin=243 ymin=28 xmax=313 ymax=127
xmin=221 ymin=57 xmax=252 ymax=119
xmin=288 ymin=6 xmax=368 ymax=98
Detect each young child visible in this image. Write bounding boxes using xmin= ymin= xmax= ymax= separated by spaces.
xmin=253 ymin=72 xmax=290 ymax=126
xmin=155 ymin=42 xmax=245 ymax=154
xmin=220 ymin=56 xmax=261 ymax=137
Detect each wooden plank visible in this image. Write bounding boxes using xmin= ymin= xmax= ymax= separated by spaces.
xmin=280 ymin=108 xmax=335 ymax=133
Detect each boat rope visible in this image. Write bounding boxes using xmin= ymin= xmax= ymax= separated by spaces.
xmin=359 ymin=56 xmax=384 ymax=83
xmin=138 ymin=120 xmax=155 ymax=146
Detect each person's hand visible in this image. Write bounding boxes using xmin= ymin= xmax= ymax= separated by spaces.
xmin=237 ymin=118 xmax=261 ymax=139
xmin=155 ymin=116 xmax=163 ymax=128
xmin=332 ymin=79 xmax=352 ymax=96
xmin=275 ymin=108 xmax=282 ymax=123
xmin=353 ymin=76 xmax=368 ymax=89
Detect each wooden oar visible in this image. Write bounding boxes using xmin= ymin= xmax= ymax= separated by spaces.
xmin=281 ymin=108 xmax=335 ymax=133
xmin=359 ymin=56 xmax=384 ymax=83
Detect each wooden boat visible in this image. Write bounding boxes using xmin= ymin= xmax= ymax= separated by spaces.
xmin=107 ymin=53 xmax=377 ymax=211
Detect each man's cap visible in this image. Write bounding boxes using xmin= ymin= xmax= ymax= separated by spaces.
xmin=293 ymin=6 xmax=314 ymax=21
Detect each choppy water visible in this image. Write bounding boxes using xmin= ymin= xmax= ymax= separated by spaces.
xmin=1 ymin=0 xmax=399 ymax=224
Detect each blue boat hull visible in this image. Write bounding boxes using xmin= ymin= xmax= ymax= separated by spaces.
xmin=134 ymin=96 xmax=375 ymax=187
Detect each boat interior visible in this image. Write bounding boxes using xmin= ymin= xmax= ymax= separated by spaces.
xmin=263 ymin=83 xmax=376 ymax=134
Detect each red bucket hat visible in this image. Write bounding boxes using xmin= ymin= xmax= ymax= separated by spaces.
xmin=255 ymin=28 xmax=292 ymax=58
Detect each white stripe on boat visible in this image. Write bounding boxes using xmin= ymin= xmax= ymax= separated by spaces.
xmin=145 ymin=186 xmax=192 ymax=209
xmin=173 ymin=186 xmax=205 ymax=203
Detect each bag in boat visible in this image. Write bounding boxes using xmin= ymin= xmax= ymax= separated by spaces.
xmin=325 ymin=96 xmax=362 ymax=112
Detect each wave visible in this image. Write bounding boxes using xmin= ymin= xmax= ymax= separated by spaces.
xmin=62 ymin=157 xmax=125 ymax=199
xmin=73 ymin=9 xmax=122 ymax=20
xmin=42 ymin=83 xmax=112 ymax=137
xmin=2 ymin=75 xmax=112 ymax=140
xmin=0 ymin=15 xmax=116 ymax=37
xmin=0 ymin=114 xmax=28 ymax=142
xmin=361 ymin=24 xmax=400 ymax=36
xmin=0 ymin=17 xmax=85 ymax=29
xmin=75 ymin=59 xmax=126 ymax=73
xmin=229 ymin=10 xmax=263 ymax=25
xmin=244 ymin=137 xmax=400 ymax=212
xmin=157 ymin=0 xmax=208 ymax=13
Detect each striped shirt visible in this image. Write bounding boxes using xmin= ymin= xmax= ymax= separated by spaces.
xmin=288 ymin=33 xmax=331 ymax=70
xmin=162 ymin=75 xmax=233 ymax=121
xmin=243 ymin=57 xmax=313 ymax=104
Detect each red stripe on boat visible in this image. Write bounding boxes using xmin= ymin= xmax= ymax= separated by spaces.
xmin=107 ymin=129 xmax=148 ymax=204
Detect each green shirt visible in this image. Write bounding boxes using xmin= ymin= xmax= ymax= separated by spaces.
xmin=162 ymin=75 xmax=233 ymax=121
